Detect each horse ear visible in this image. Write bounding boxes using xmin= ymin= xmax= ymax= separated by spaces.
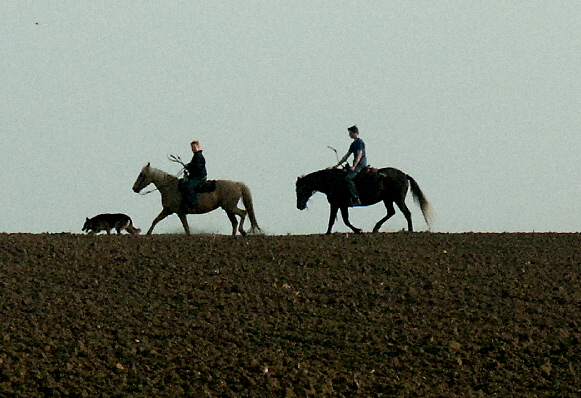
xmin=146 ymin=162 xmax=150 ymax=167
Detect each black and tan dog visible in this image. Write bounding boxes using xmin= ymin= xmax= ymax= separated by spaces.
xmin=82 ymin=213 xmax=141 ymax=235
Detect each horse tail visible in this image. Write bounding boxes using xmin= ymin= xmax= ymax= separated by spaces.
xmin=406 ymin=175 xmax=433 ymax=229
xmin=239 ymin=182 xmax=261 ymax=233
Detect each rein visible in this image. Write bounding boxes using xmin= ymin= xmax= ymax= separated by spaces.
xmin=140 ymin=188 xmax=158 ymax=196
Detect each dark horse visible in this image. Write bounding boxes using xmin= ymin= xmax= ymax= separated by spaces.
xmin=296 ymin=167 xmax=432 ymax=234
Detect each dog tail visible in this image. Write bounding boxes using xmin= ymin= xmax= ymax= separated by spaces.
xmin=125 ymin=217 xmax=141 ymax=234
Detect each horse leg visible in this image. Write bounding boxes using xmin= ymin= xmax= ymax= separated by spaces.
xmin=236 ymin=208 xmax=248 ymax=236
xmin=326 ymin=204 xmax=339 ymax=234
xmin=230 ymin=207 xmax=248 ymax=236
xmin=395 ymin=198 xmax=413 ymax=232
xmin=339 ymin=206 xmax=363 ymax=234
xmin=146 ymin=208 xmax=173 ymax=235
xmin=225 ymin=210 xmax=241 ymax=236
xmin=177 ymin=212 xmax=191 ymax=235
xmin=373 ymin=200 xmax=396 ymax=233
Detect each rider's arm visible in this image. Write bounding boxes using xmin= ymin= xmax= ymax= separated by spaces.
xmin=352 ymin=150 xmax=363 ymax=168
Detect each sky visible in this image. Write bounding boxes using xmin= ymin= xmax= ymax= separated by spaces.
xmin=2 ymin=1 xmax=580 ymax=235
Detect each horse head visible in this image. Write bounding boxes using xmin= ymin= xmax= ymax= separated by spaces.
xmin=132 ymin=163 xmax=153 ymax=193
xmin=296 ymin=168 xmax=345 ymax=210
xmin=295 ymin=175 xmax=315 ymax=210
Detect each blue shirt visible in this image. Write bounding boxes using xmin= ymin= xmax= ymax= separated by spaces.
xmin=348 ymin=138 xmax=367 ymax=166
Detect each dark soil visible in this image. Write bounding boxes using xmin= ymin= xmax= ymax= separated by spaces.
xmin=0 ymin=232 xmax=580 ymax=397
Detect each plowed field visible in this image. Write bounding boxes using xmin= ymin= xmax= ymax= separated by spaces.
xmin=0 ymin=232 xmax=580 ymax=397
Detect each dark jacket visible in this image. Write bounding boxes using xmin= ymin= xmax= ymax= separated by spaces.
xmin=185 ymin=151 xmax=207 ymax=181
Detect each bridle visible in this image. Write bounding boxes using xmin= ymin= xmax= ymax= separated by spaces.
xmin=296 ymin=179 xmax=315 ymax=209
xmin=138 ymin=161 xmax=186 ymax=196
xmin=136 ymin=172 xmax=157 ymax=196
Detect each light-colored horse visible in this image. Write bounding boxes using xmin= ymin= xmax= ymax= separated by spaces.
xmin=132 ymin=163 xmax=261 ymax=236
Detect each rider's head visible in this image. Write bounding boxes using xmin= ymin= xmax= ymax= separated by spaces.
xmin=348 ymin=125 xmax=359 ymax=138
xmin=190 ymin=140 xmax=202 ymax=152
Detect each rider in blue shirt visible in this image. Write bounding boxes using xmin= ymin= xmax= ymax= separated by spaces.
xmin=334 ymin=125 xmax=367 ymax=206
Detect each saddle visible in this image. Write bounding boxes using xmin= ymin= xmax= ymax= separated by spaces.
xmin=178 ymin=178 xmax=217 ymax=194
xmin=362 ymin=165 xmax=380 ymax=174
xmin=195 ymin=179 xmax=217 ymax=193
xmin=343 ymin=165 xmax=380 ymax=176
xmin=339 ymin=164 xmax=379 ymax=174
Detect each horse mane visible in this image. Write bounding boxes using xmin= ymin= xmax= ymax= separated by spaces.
xmin=298 ymin=168 xmax=345 ymax=191
xmin=309 ymin=168 xmax=343 ymax=180
xmin=152 ymin=167 xmax=169 ymax=179
xmin=146 ymin=165 xmax=177 ymax=180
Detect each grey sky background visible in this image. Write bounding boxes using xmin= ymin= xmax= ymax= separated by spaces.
xmin=2 ymin=2 xmax=580 ymax=235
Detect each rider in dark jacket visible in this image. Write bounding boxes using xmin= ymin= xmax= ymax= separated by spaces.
xmin=181 ymin=140 xmax=207 ymax=209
